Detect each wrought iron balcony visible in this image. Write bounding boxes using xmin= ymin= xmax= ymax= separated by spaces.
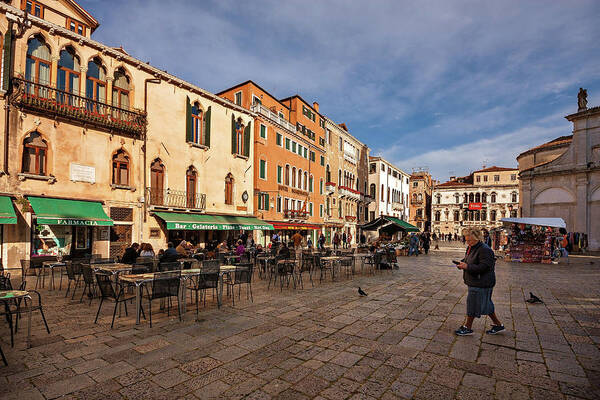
xmin=10 ymin=77 xmax=146 ymax=137
xmin=251 ymin=103 xmax=296 ymax=133
xmin=146 ymin=188 xmax=206 ymax=211
xmin=284 ymin=209 xmax=308 ymax=220
xmin=338 ymin=185 xmax=361 ymax=201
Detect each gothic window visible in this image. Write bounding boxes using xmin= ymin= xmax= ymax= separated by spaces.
xmin=186 ymin=167 xmax=197 ymax=208
xmin=86 ymin=57 xmax=106 ymax=104
xmin=225 ymin=173 xmax=234 ymax=205
xmin=112 ymin=68 xmax=130 ymax=109
xmin=22 ymin=131 xmax=47 ymax=175
xmin=112 ymin=150 xmax=130 ymax=186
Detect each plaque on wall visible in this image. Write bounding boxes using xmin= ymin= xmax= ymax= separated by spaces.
xmin=149 ymin=228 xmax=161 ymax=238
xmin=70 ymin=163 xmax=96 ymax=183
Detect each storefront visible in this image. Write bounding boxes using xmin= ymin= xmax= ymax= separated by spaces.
xmin=269 ymin=222 xmax=321 ymax=246
xmin=0 ymin=196 xmax=18 ymax=268
xmin=153 ymin=212 xmax=274 ymax=249
xmin=360 ymin=215 xmax=419 ymax=241
xmin=27 ymin=197 xmax=114 ymax=259
xmin=500 ymin=217 xmax=566 ymax=263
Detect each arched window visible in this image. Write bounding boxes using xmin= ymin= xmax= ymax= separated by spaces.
xmin=285 ymin=165 xmax=290 ymax=186
xmin=434 ymin=210 xmax=440 ymax=222
xmin=150 ymin=159 xmax=164 ymax=205
xmin=463 ymin=210 xmax=468 ymax=221
xmin=338 ymin=169 xmax=342 ymax=185
xmin=436 ymin=194 xmax=441 ymax=204
xmin=417 ymin=209 xmax=423 ymax=218
xmin=417 ymin=193 xmax=423 ymax=202
xmin=22 ymin=131 xmax=47 ymax=175
xmin=475 ymin=211 xmax=480 ymax=221
xmin=370 ymin=183 xmax=376 ymax=198
xmin=235 ymin=117 xmax=244 ymax=156
xmin=186 ymin=167 xmax=197 ymax=208
xmin=112 ymin=150 xmax=129 ymax=186
xmin=490 ymin=210 xmax=496 ymax=221
xmin=481 ymin=192 xmax=487 ymax=203
xmin=454 ymin=210 xmax=460 ymax=221
xmin=225 ymin=173 xmax=234 ymax=205
xmin=304 ymin=171 xmax=308 ymax=190
xmin=481 ymin=210 xmax=487 ymax=221
xmin=469 ymin=193 xmax=474 ymax=202
xmin=191 ymin=102 xmax=204 ymax=144
xmin=112 ymin=68 xmax=130 ymax=109
xmin=86 ymin=57 xmax=106 ymax=104
xmin=491 ymin=192 xmax=497 ymax=203
xmin=298 ymin=169 xmax=302 ymax=189
xmin=455 ymin=194 xmax=460 ymax=204
xmin=326 ymin=165 xmax=331 ymax=182
xmin=475 ymin=193 xmax=481 ymax=203
xmin=57 ymin=47 xmax=80 ymax=97
xmin=463 ymin=193 xmax=468 ymax=203
xmin=25 ymin=35 xmax=51 ymax=96
xmin=511 ymin=192 xmax=518 ymax=203
xmin=292 ymin=167 xmax=296 ymax=187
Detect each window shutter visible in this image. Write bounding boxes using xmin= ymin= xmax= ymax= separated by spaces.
xmin=258 ymin=194 xmax=262 ymax=210
xmin=204 ymin=106 xmax=211 ymax=147
xmin=265 ymin=194 xmax=269 ymax=210
xmin=231 ymin=114 xmax=236 ymax=154
xmin=185 ymin=96 xmax=192 ymax=142
xmin=243 ymin=122 xmax=251 ymax=157
xmin=2 ymin=28 xmax=13 ymax=91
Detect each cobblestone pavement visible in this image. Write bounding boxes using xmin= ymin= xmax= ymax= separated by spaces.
xmin=1 ymin=250 xmax=599 ymax=399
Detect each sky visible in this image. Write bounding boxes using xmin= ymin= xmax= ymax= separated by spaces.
xmin=79 ymin=0 xmax=600 ymax=182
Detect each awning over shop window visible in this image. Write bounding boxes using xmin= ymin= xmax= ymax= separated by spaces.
xmin=270 ymin=222 xmax=321 ymax=230
xmin=360 ymin=215 xmax=419 ymax=232
xmin=28 ymin=196 xmax=114 ymax=226
xmin=0 ymin=196 xmax=17 ymax=224
xmin=154 ymin=212 xmax=273 ymax=231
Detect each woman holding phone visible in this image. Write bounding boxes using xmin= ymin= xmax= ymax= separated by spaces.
xmin=454 ymin=227 xmax=505 ymax=336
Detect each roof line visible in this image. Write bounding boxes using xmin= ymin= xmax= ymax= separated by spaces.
xmin=216 ymin=80 xmax=289 ymax=110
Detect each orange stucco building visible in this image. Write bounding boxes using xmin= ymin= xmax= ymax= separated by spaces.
xmin=218 ymin=82 xmax=326 ymax=244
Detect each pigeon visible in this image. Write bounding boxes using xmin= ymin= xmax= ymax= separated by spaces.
xmin=358 ymin=287 xmax=368 ymax=297
xmin=526 ymin=292 xmax=543 ymax=304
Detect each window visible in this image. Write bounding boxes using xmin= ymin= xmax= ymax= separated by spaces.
xmin=436 ymin=194 xmax=441 ymax=204
xmin=510 ymin=210 xmax=517 ymax=218
xmin=234 ymin=91 xmax=242 ymax=106
xmin=21 ymin=131 xmax=47 ymax=175
xmin=320 ymin=179 xmax=323 ymax=194
xmin=369 ymin=163 xmax=376 ymax=173
xmin=276 ymin=133 xmax=282 ymax=146
xmin=483 ymin=175 xmax=488 ymax=182
xmin=320 ymin=155 xmax=325 ymax=166
xmin=475 ymin=193 xmax=481 ymax=203
xmin=339 ymin=137 xmax=343 ymax=151
xmin=309 ymin=175 xmax=313 ymax=192
xmin=260 ymin=124 xmax=267 ymax=139
xmin=190 ymin=102 xmax=204 ymax=144
xmin=434 ymin=211 xmax=440 ymax=222
xmin=86 ymin=57 xmax=106 ymax=104
xmin=225 ymin=173 xmax=234 ymax=205
xmin=490 ymin=210 xmax=497 ymax=221
xmin=511 ymin=192 xmax=518 ymax=202
xmin=285 ymin=165 xmax=290 ymax=185
xmin=57 ymin=47 xmax=80 ymax=99
xmin=150 ymin=159 xmax=165 ymax=205
xmin=252 ymin=95 xmax=261 ymax=105
xmin=257 ymin=193 xmax=269 ymax=211
xmin=469 ymin=193 xmax=474 ymax=202
xmin=186 ymin=167 xmax=197 ymax=208
xmin=291 ymin=141 xmax=297 ymax=153
xmin=66 ymin=17 xmax=86 ymax=36
xmin=309 ymin=203 xmax=313 ymax=216
xmin=417 ymin=193 xmax=423 ymax=201
xmin=285 ymin=138 xmax=290 ymax=150
xmin=511 ymin=174 xmax=517 ymax=181
xmin=413 ymin=182 xmax=418 ymax=188
xmin=277 ymin=196 xmax=282 ymax=212
xmin=491 ymin=193 xmax=497 ymax=203
xmin=303 ymin=171 xmax=308 ymax=190
xmin=259 ymin=159 xmax=267 ymax=180
xmin=381 ymin=165 xmax=386 ymax=172
xmin=277 ymin=165 xmax=282 ymax=184
xmin=23 ymin=0 xmax=44 ymax=17
xmin=25 ymin=36 xmax=51 ymax=88
xmin=297 ymin=144 xmax=302 ymax=155
xmin=454 ymin=210 xmax=460 ymax=221
xmin=482 ymin=193 xmax=487 ymax=203
xmin=303 ymin=148 xmax=308 ymax=159
xmin=112 ymin=68 xmax=130 ymax=109
xmin=319 ymin=137 xmax=325 ymax=146
xmin=455 ymin=194 xmax=460 ymax=204
xmin=370 ymin=184 xmax=376 ymax=198
xmin=292 ymin=167 xmax=296 ymax=187
xmin=476 ymin=175 xmax=481 ymax=183
xmin=381 ymin=185 xmax=384 ymax=201
xmin=309 ymin=151 xmax=315 ymax=162
xmin=231 ymin=116 xmax=250 ymax=157
xmin=494 ymin=175 xmax=500 ymax=182
xmin=320 ymin=204 xmax=323 ymax=218
xmin=112 ymin=150 xmax=130 ymax=186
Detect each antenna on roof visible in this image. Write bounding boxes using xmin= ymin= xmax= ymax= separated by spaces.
xmin=482 ymin=159 xmax=489 ymax=169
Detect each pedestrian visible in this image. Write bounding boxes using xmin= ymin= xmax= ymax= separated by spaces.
xmin=307 ymin=237 xmax=313 ymax=249
xmin=121 ymin=242 xmax=139 ymax=264
xmin=360 ymin=232 xmax=366 ymax=245
xmin=422 ymin=232 xmax=430 ymax=255
xmin=333 ymin=232 xmax=340 ymax=249
xmin=292 ymin=231 xmax=303 ymax=250
xmin=483 ymin=230 xmax=492 ymax=247
xmin=318 ymin=233 xmax=326 ymax=250
xmin=342 ymin=231 xmax=347 ymax=249
xmin=235 ymin=240 xmax=245 ymax=256
xmin=408 ymin=233 xmax=420 ymax=256
xmin=347 ymin=232 xmax=353 ymax=248
xmin=455 ymin=227 xmax=505 ymax=336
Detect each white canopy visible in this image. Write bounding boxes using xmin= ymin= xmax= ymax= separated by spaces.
xmin=500 ymin=217 xmax=566 ymax=228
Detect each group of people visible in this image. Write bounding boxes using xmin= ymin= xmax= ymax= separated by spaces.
xmin=407 ymin=232 xmax=431 ymax=256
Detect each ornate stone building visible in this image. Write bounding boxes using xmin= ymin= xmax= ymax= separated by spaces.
xmin=518 ymin=92 xmax=600 ymax=251
xmin=431 ymin=167 xmax=519 ymax=236
xmin=409 ymin=170 xmax=432 ymax=231
xmin=366 ymin=156 xmax=410 ymax=225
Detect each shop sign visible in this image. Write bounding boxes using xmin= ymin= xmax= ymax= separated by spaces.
xmin=170 ymin=222 xmax=269 ymax=231
xmin=468 ymin=202 xmax=482 ymax=210
xmin=70 ymin=163 xmax=96 ymax=184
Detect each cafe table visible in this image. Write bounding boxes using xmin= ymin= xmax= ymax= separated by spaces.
xmin=0 ymin=290 xmax=33 ymax=348
xmin=41 ymin=261 xmax=66 ymax=290
xmin=93 ymin=263 xmax=134 ymax=276
xmin=255 ymin=255 xmax=275 ymax=279
xmin=320 ymin=256 xmax=343 ymax=281
xmin=352 ymin=253 xmax=372 ymax=273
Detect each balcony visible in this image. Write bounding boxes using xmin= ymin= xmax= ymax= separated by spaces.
xmin=411 ymin=198 xmax=423 ymax=205
xmin=10 ymin=77 xmax=146 ymax=138
xmin=362 ymin=194 xmax=375 ymax=204
xmin=325 ymin=182 xmax=336 ymax=194
xmin=392 ymin=201 xmax=404 ymax=211
xmin=284 ymin=209 xmax=308 ymax=220
xmin=338 ymin=185 xmax=361 ymax=201
xmin=345 ymin=215 xmax=357 ymax=222
xmin=251 ymin=103 xmax=296 ymax=133
xmin=146 ymin=188 xmax=206 ymax=211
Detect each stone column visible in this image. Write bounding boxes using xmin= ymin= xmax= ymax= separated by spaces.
xmin=78 ymin=67 xmax=87 ymax=98
xmin=106 ymin=77 xmax=114 ymax=106
xmin=575 ymin=173 xmax=588 ymax=234
xmin=520 ymin=178 xmax=532 ymax=217
xmin=50 ymin=56 xmax=59 ymax=87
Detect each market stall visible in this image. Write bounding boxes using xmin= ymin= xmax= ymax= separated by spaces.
xmin=500 ymin=218 xmax=566 ymax=263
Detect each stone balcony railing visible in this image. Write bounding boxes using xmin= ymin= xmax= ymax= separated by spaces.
xmin=325 ymin=182 xmax=336 ymax=194
xmin=146 ymin=187 xmax=206 ymax=211
xmin=11 ymin=77 xmax=146 ymax=138
xmin=338 ymin=185 xmax=361 ymax=201
xmin=251 ymin=103 xmax=296 ymax=133
xmin=392 ymin=201 xmax=404 ymax=211
xmin=362 ymin=194 xmax=375 ymax=204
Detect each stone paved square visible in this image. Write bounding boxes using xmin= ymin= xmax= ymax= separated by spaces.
xmin=1 ymin=250 xmax=600 ymax=399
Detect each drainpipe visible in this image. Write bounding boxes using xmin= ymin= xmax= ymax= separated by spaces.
xmin=143 ymin=78 xmax=161 ymax=225
xmin=2 ymin=21 xmax=14 ymax=175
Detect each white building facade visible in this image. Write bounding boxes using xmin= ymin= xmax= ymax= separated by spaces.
xmin=431 ymin=167 xmax=519 ymax=236
xmin=367 ymin=156 xmax=410 ymax=222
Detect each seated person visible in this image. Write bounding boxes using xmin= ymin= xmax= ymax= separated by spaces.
xmin=277 ymin=242 xmax=291 ymax=259
xmin=160 ymin=242 xmax=180 ymax=262
xmin=121 ymin=243 xmax=140 ymax=264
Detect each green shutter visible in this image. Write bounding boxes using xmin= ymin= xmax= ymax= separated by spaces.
xmin=3 ymin=27 xmax=13 ymax=91
xmin=309 ymin=203 xmax=313 ymax=216
xmin=231 ymin=114 xmax=236 ymax=154
xmin=309 ymin=177 xmax=313 ymax=192
xmin=260 ymin=160 xmax=265 ymax=179
xmin=277 ymin=166 xmax=282 ymax=183
xmin=204 ymin=106 xmax=211 ymax=147
xmin=265 ymin=194 xmax=269 ymax=210
xmin=244 ymin=122 xmax=251 ymax=157
xmin=186 ymin=96 xmax=192 ymax=142
xmin=258 ymin=194 xmax=262 ymax=210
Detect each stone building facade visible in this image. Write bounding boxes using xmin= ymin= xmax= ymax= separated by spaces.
xmin=409 ymin=170 xmax=433 ymax=231
xmin=518 ymin=97 xmax=600 ymax=251
xmin=367 ymin=156 xmax=410 ymax=224
xmin=431 ymin=167 xmax=519 ymax=236
xmin=0 ymin=0 xmax=256 ymax=268
xmin=323 ymin=119 xmax=370 ymax=246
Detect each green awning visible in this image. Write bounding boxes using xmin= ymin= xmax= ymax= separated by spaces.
xmin=0 ymin=196 xmax=17 ymax=224
xmin=154 ymin=212 xmax=273 ymax=231
xmin=28 ymin=196 xmax=113 ymax=226
xmin=387 ymin=216 xmax=420 ymax=232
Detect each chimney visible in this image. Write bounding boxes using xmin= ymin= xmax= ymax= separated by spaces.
xmin=449 ymin=176 xmax=456 ymax=181
xmin=313 ymin=102 xmax=319 ymax=112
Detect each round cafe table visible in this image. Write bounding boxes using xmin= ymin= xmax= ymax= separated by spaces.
xmin=0 ymin=290 xmax=33 ymax=348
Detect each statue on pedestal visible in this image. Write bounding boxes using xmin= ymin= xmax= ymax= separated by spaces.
xmin=578 ymin=88 xmax=588 ymax=111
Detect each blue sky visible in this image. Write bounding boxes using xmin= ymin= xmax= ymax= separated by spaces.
xmin=80 ymin=0 xmax=600 ymax=182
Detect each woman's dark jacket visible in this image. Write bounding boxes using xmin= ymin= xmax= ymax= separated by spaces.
xmin=461 ymin=241 xmax=496 ymax=288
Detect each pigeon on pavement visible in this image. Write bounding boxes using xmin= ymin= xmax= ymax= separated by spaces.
xmin=358 ymin=287 xmax=368 ymax=297
xmin=526 ymin=292 xmax=543 ymax=304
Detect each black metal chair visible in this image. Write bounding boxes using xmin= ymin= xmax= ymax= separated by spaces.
xmin=90 ymin=257 xmax=117 ymax=265
xmin=158 ymin=262 xmax=181 ymax=272
xmin=224 ymin=263 xmax=253 ymax=305
xmin=131 ymin=264 xmax=150 ymax=274
xmin=339 ymin=257 xmax=354 ymax=279
xmin=364 ymin=253 xmax=381 ymax=274
xmin=145 ymin=271 xmax=181 ymax=327
xmin=94 ymin=273 xmax=143 ymax=329
xmin=64 ymin=261 xmax=83 ymax=299
xmin=79 ymin=265 xmax=97 ymax=305
xmin=10 ymin=289 xmax=50 ymax=343
xmin=135 ymin=257 xmax=156 ymax=272
xmin=187 ymin=260 xmax=219 ymax=318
